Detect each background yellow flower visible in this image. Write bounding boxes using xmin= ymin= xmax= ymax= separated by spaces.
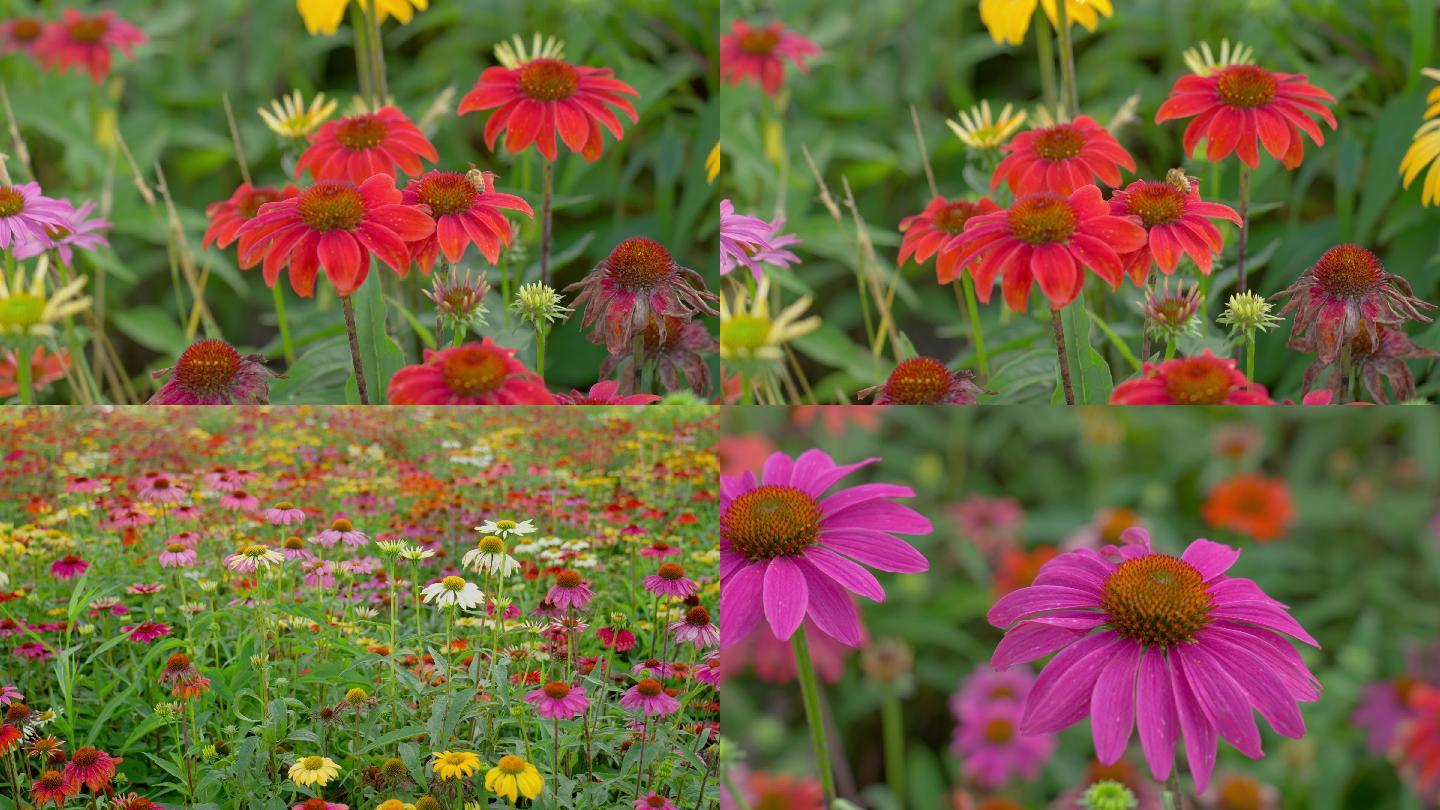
xmin=296 ymin=0 xmax=430 ymax=37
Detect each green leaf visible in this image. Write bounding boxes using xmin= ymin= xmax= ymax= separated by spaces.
xmin=346 ymin=272 xmax=406 ymax=404
xmin=111 ymin=306 xmax=189 ymax=355
xmin=1057 ymin=297 xmax=1113 ymax=405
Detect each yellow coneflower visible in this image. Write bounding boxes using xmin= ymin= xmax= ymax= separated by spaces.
xmin=719 ymin=277 xmax=820 ymax=362
xmin=0 ymin=259 xmax=90 ymax=339
xmin=1182 ymin=38 xmax=1256 ymax=76
xmin=1400 ymin=67 xmax=1440 ymax=206
xmin=493 ymin=33 xmax=566 ymax=69
xmin=484 ymin=755 xmax=543 ymax=804
xmin=979 ymin=0 xmax=1114 ymax=46
xmin=947 ymin=100 xmax=1027 ymax=150
xmin=287 ymin=755 xmax=340 ymax=788
xmin=258 ymin=90 xmax=338 ymax=139
xmin=430 ymin=750 xmax=481 ymax=781
xmin=706 ymin=142 xmax=721 ymax=183
xmin=296 ymin=0 xmax=429 ymax=37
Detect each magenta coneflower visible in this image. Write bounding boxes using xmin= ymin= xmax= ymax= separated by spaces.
xmin=158 ymin=543 xmax=197 ymax=569
xmin=720 ymin=199 xmax=777 ymax=282
xmin=1273 ymin=244 xmax=1435 ymax=365
xmin=671 ymin=605 xmax=720 ymax=648
xmin=64 ymin=476 xmax=103 ymax=494
xmin=0 ymin=685 xmax=22 ymax=706
xmin=12 ymin=199 xmax=110 ymax=264
xmin=987 ymin=527 xmax=1319 ymax=792
xmin=640 ymin=541 xmax=682 ymax=560
xmin=220 ymin=490 xmax=259 ymax=511
xmin=633 ymin=794 xmax=678 ymax=810
xmin=695 ymin=657 xmax=720 ymax=687
xmin=720 ymin=450 xmax=931 ymax=647
xmin=14 ymin=642 xmax=52 ymax=662
xmin=265 ymin=502 xmax=306 ymax=526
xmin=546 ymin=570 xmax=595 ymax=611
xmin=314 ymin=517 xmax=368 ymax=548
xmin=621 ymin=679 xmax=681 ymax=716
xmin=643 ymin=563 xmax=698 ymax=598
xmin=566 ymin=237 xmax=717 ymax=354
xmin=524 ymin=681 xmax=590 ymax=719
xmin=951 ymin=697 xmax=1054 ymax=790
xmin=121 ymin=623 xmax=171 ymax=645
xmin=950 ymin=665 xmax=1035 ymax=720
xmin=136 ymin=474 xmax=186 ymax=504
xmin=35 ymin=10 xmax=146 ymax=83
xmin=148 ymin=339 xmax=279 ymax=405
xmin=0 ymin=183 xmax=71 ymax=250
xmin=598 ymin=626 xmax=637 ymax=651
xmin=50 ymin=555 xmax=88 ymax=580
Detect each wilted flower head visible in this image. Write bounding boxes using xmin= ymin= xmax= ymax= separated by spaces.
xmin=1139 ymin=279 xmax=1202 ymax=344
xmin=147 ymin=339 xmax=279 ymax=405
xmin=1217 ymin=290 xmax=1282 ymax=336
xmin=857 ymin=357 xmax=991 ymax=405
xmin=566 ymin=237 xmax=717 ymax=354
xmin=1301 ymin=325 xmax=1440 ymax=404
xmin=510 ymin=281 xmax=571 ymax=326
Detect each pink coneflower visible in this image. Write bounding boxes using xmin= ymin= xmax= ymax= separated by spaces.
xmin=0 ymin=685 xmax=21 ymax=706
xmin=121 ymin=623 xmax=171 ymax=644
xmin=720 ymin=450 xmax=931 ymax=647
xmin=695 ymin=657 xmax=720 ymax=687
xmin=546 ymin=570 xmax=595 ymax=611
xmin=598 ymin=626 xmax=637 ymax=651
xmin=565 ymin=237 xmax=717 ymax=355
xmin=387 ymin=340 xmax=556 ymax=405
xmin=951 ymin=697 xmax=1055 ymax=790
xmin=987 ymin=527 xmax=1319 ymax=793
xmin=148 ymin=339 xmax=279 ymax=405
xmin=1198 ymin=773 xmax=1279 ymax=810
xmin=621 ymin=678 xmax=681 ymax=716
xmin=643 ymin=563 xmax=698 ymax=598
xmin=1 ymin=17 xmax=45 ymax=57
xmin=50 ymin=555 xmax=88 ymax=580
xmin=631 ymin=658 xmax=681 ymax=680
xmin=158 ymin=544 xmax=198 ymax=569
xmin=265 ymin=502 xmax=306 ymax=526
xmin=634 ymin=794 xmax=679 ymax=810
xmin=291 ymin=800 xmax=348 ymax=810
xmin=720 ymin=20 xmax=820 ymax=97
xmin=220 ymin=490 xmax=259 ymax=511
xmin=224 ymin=545 xmax=284 ymax=573
xmin=281 ymin=536 xmax=313 ymax=562
xmin=64 ymin=476 xmax=103 ymax=494
xmin=168 ymin=531 xmax=201 ymax=548
xmin=137 ymin=474 xmax=186 ymax=504
xmin=63 ymin=747 xmax=119 ymax=792
xmin=639 ymin=541 xmax=682 ymax=559
xmin=950 ymin=665 xmax=1035 ymax=720
xmin=720 ymin=199 xmax=777 ymax=281
xmin=314 ymin=517 xmax=368 ymax=548
xmin=126 ymin=583 xmax=164 ymax=597
xmin=555 ymin=380 xmax=662 ymax=405
xmin=301 ymin=560 xmax=336 ymax=590
xmin=1108 ymin=175 xmax=1241 ymax=283
xmin=13 ymin=641 xmax=51 ymax=662
xmin=671 ymin=605 xmax=720 ymax=648
xmin=1352 ymin=677 xmax=1418 ymax=756
xmin=524 ymin=681 xmax=591 ymax=719
xmin=948 ymin=494 xmax=1024 ymax=559
xmin=34 ymin=10 xmax=147 ymax=83
xmin=0 ymin=182 xmax=71 ymax=250
xmin=1110 ymin=351 xmax=1274 ymax=405
xmin=12 ymin=199 xmax=110 ymax=264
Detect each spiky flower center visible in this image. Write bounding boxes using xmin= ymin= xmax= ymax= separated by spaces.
xmin=331 ymin=518 xmax=353 ymax=532
xmin=36 ymin=771 xmax=66 ymax=790
xmin=71 ymin=747 xmax=101 ymax=767
xmin=414 ymin=172 xmax=476 ymax=216
xmin=381 ymin=757 xmax=407 ymax=777
xmin=4 ymin=703 xmax=31 ymax=723
xmin=883 ymin=356 xmax=953 ymax=404
xmin=983 ymin=717 xmax=1015 ymax=743
xmin=1313 ymin=244 xmax=1384 ymax=297
xmin=298 ymin=182 xmax=365 ymax=232
xmin=301 ymin=756 xmax=325 ymax=770
xmin=636 ymin=678 xmax=663 ymax=697
xmin=1008 ymin=195 xmax=1077 ymax=245
xmin=441 ymin=576 xmax=466 ymax=592
xmin=174 ymin=340 xmax=241 ymax=393
xmin=1161 ymin=357 xmax=1235 ymax=405
xmin=496 ymin=519 xmax=518 ymax=529
xmin=605 ymin=237 xmax=675 ymax=288
xmin=478 ymin=535 xmax=506 ymax=553
xmin=1216 ymin=775 xmax=1263 ymax=810
xmin=556 ymin=570 xmax=582 ymax=588
xmin=0 ymin=187 xmax=25 ymax=217
xmin=1102 ymin=554 xmax=1212 ymax=647
xmin=1125 ymin=182 xmax=1187 ymax=228
xmin=10 ymin=19 xmax=41 ymax=42
xmin=1031 ymin=125 xmax=1086 ymax=160
xmin=241 ymin=545 xmax=270 ymax=558
xmin=645 ymin=798 xmax=668 ymax=808
xmin=739 ymin=28 xmax=781 ymax=54
xmin=166 ymin=543 xmax=187 ymax=553
xmin=658 ymin=563 xmax=685 ymax=581
xmin=440 ymin=344 xmax=509 ymax=397
xmin=685 ymin=605 xmax=711 ymax=626
xmin=345 ymin=687 xmax=368 ymax=702
xmin=0 ymin=294 xmax=45 ymax=330
xmin=302 ymin=799 xmax=329 ymax=810
xmin=238 ymin=188 xmax=284 ymax=219
xmin=498 ymin=754 xmax=527 ymax=774
xmin=1216 ymin=65 xmax=1277 ymax=109
xmin=164 ymin=653 xmax=191 ymax=671
xmin=722 ymin=484 xmax=821 ymax=561
xmin=415 ymin=799 xmax=441 ymax=810
xmin=543 ymin=681 xmax=571 ymax=700
xmin=336 ymin=115 xmax=389 ymax=150
xmin=933 ymin=200 xmax=983 ymax=235
xmin=67 ymin=17 xmax=109 ymax=43
xmin=518 ymin=59 xmax=580 ymax=101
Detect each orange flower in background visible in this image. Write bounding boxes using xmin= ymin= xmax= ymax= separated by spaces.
xmin=1202 ymin=472 xmax=1294 ymax=542
xmin=992 ymin=545 xmax=1057 ymax=596
xmin=1398 ymin=685 xmax=1440 ymax=799
xmin=1 ymin=346 xmax=69 ymax=398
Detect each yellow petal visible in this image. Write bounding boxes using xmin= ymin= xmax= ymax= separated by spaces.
xmin=297 ymin=0 xmax=348 ymax=36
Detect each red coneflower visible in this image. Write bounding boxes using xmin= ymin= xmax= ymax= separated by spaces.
xmin=1109 ymin=351 xmax=1274 ymax=405
xmin=386 ymin=339 xmax=555 ymax=405
xmin=856 ymin=356 xmax=991 ymax=404
xmin=236 ymin=175 xmax=435 ymax=297
xmin=1273 ymin=244 xmax=1435 ymax=365
xmin=1202 ymin=473 xmax=1294 ymax=543
xmin=202 ymin=183 xmax=299 ymax=258
xmin=457 ymin=58 xmax=640 ymax=162
xmin=0 ymin=723 xmax=20 ymax=755
xmin=296 ymin=106 xmax=438 ymax=184
xmin=1107 ymin=174 xmax=1241 ymax=282
xmin=944 ymin=185 xmax=1147 ymax=311
xmin=0 ymin=17 xmax=45 ymax=57
xmin=992 ymin=116 xmax=1136 ymax=196
xmin=64 ymin=747 xmax=120 ymax=792
xmin=34 ymin=10 xmax=146 ymax=83
xmin=896 ymin=196 xmax=1000 ymax=281
xmin=30 ymin=770 xmax=79 ymax=808
xmin=147 ymin=339 xmax=279 ymax=405
xmin=1155 ymin=64 xmax=1336 ymax=169
xmin=401 ymin=170 xmax=532 ymax=272
xmin=719 ymin=20 xmax=821 ymax=97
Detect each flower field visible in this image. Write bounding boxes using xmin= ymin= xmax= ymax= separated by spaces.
xmin=720 ymin=405 xmax=1440 ymax=809
xmin=0 ymin=0 xmax=717 ymax=405
xmin=718 ymin=0 xmax=1440 ymax=405
xmin=0 ymin=405 xmax=719 ymax=808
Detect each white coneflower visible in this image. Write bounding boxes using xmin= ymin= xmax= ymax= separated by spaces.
xmin=462 ymin=535 xmax=521 ymax=578
xmin=421 ymin=576 xmax=484 ymax=610
xmin=475 ymin=518 xmax=536 ymax=538
xmin=375 ymin=539 xmax=408 ymax=556
xmin=398 ymin=544 xmax=436 ymax=562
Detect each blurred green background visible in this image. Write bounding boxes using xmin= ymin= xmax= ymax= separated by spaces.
xmin=722 ymin=405 xmax=1440 ymax=808
xmin=720 ymin=0 xmax=1440 ymax=402
xmin=1 ymin=0 xmax=717 ymax=401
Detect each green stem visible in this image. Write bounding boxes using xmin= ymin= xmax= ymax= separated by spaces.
xmin=1245 ymin=329 xmax=1256 ymax=381
xmin=1054 ymin=0 xmax=1080 ymax=119
xmin=541 ymin=159 xmax=554 ymax=285
xmin=1051 ymin=308 xmax=1076 ymax=405
xmin=881 ymin=692 xmax=905 ymax=809
xmin=791 ymin=624 xmax=836 ymax=801
xmin=364 ymin=0 xmax=387 ymax=108
xmin=1035 ymin=14 xmax=1059 ymax=121
xmin=1086 ymin=308 xmax=1141 ymax=372
xmin=1236 ymin=162 xmax=1252 ymax=292
xmin=1164 ymin=339 xmax=1177 ymax=360
xmin=272 ymin=283 xmax=295 ymax=366
xmin=956 ymin=278 xmax=988 ymax=378
xmin=536 ymin=326 xmax=548 ymax=382
xmin=15 ymin=337 xmax=34 ymax=405
xmin=1161 ymin=771 xmax=1183 ymax=810
xmin=341 ymin=295 xmax=370 ymax=404
xmin=349 ymin=6 xmax=373 ymax=104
